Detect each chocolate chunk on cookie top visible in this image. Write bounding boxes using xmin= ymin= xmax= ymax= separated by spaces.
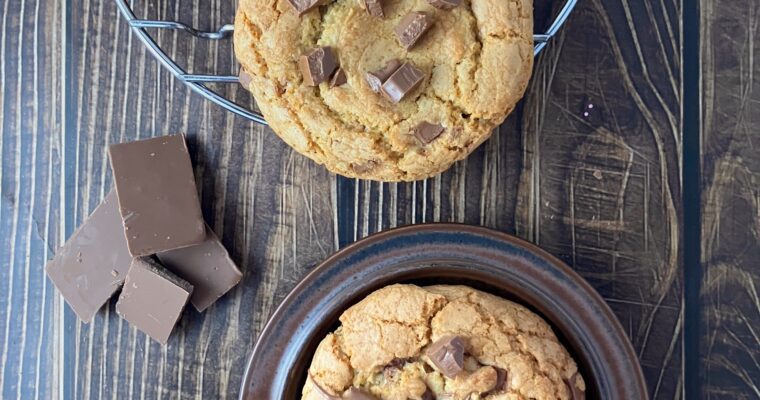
xmin=365 ymin=59 xmax=401 ymax=93
xmin=299 ymin=47 xmax=338 ymax=86
xmin=361 ymin=0 xmax=384 ymax=17
xmin=287 ymin=0 xmax=323 ymax=15
xmin=330 ymin=67 xmax=347 ymax=88
xmin=427 ymin=0 xmax=461 ymax=10
xmin=426 ymin=335 xmax=465 ymax=378
xmin=413 ymin=122 xmax=445 ymax=144
xmin=394 ymin=12 xmax=433 ymax=49
xmin=44 ymin=191 xmax=132 ymax=323
xmin=109 ymin=134 xmax=206 ymax=256
xmin=381 ymin=62 xmax=425 ymax=103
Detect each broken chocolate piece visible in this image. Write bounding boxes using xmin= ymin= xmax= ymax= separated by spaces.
xmin=299 ymin=47 xmax=338 ymax=86
xmin=394 ymin=11 xmax=433 ymax=49
xmin=115 ymin=257 xmax=193 ymax=344
xmin=365 ymin=59 xmax=401 ymax=93
xmin=362 ymin=0 xmax=384 ymax=17
xmin=381 ymin=62 xmax=425 ymax=103
xmin=287 ymin=0 xmax=323 ymax=15
xmin=566 ymin=374 xmax=585 ymax=400
xmin=342 ymin=388 xmax=377 ymax=400
xmin=425 ymin=335 xmax=465 ymax=378
xmin=45 ymin=191 xmax=132 ymax=323
xmin=330 ymin=67 xmax=348 ymax=87
xmin=156 ymin=225 xmax=243 ymax=312
xmin=239 ymin=69 xmax=253 ymax=89
xmin=109 ymin=134 xmax=206 ymax=256
xmin=427 ymin=0 xmax=461 ymax=10
xmin=413 ymin=121 xmax=445 ymax=144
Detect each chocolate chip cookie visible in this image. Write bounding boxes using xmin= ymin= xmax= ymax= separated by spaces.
xmin=234 ymin=0 xmax=533 ymax=181
xmin=301 ymin=284 xmax=585 ymax=399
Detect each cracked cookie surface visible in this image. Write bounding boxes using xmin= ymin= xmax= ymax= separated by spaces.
xmin=302 ymin=284 xmax=586 ymax=399
xmin=234 ymin=0 xmax=533 ymax=181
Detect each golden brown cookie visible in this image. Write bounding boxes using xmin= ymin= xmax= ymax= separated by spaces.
xmin=234 ymin=0 xmax=533 ymax=181
xmin=302 ymin=284 xmax=586 ymax=399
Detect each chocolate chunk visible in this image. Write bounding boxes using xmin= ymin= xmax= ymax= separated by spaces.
xmin=494 ymin=367 xmax=509 ymax=391
xmin=239 ymin=69 xmax=253 ymax=89
xmin=342 ymin=388 xmax=377 ymax=400
xmin=108 ymin=134 xmax=206 ymax=256
xmin=427 ymin=0 xmax=461 ymax=10
xmin=362 ymin=0 xmax=384 ymax=17
xmin=413 ymin=121 xmax=445 ymax=144
xmin=365 ymin=59 xmax=401 ymax=93
xmin=156 ymin=225 xmax=243 ymax=312
xmin=330 ymin=68 xmax=348 ymax=87
xmin=420 ymin=389 xmax=435 ymax=400
xmin=394 ymin=12 xmax=433 ymax=49
xmin=299 ymin=47 xmax=338 ymax=86
xmin=566 ymin=374 xmax=585 ymax=400
xmin=287 ymin=0 xmax=323 ymax=15
xmin=115 ymin=257 xmax=193 ymax=344
xmin=381 ymin=62 xmax=425 ymax=103
xmin=425 ymin=335 xmax=465 ymax=378
xmin=44 ymin=191 xmax=132 ymax=323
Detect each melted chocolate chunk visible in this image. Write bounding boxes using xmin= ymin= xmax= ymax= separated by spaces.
xmin=425 ymin=335 xmax=465 ymax=378
xmin=380 ymin=62 xmax=425 ymax=103
xmin=362 ymin=0 xmax=384 ymax=17
xmin=299 ymin=47 xmax=338 ymax=86
xmin=394 ymin=12 xmax=433 ymax=49
xmin=330 ymin=67 xmax=348 ymax=87
xmin=413 ymin=121 xmax=445 ymax=144
xmin=365 ymin=59 xmax=401 ymax=93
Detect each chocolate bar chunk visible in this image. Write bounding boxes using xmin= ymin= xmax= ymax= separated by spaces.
xmin=343 ymin=388 xmax=377 ymax=400
xmin=394 ymin=12 xmax=433 ymax=49
xmin=330 ymin=68 xmax=347 ymax=88
xmin=362 ymin=0 xmax=384 ymax=17
xmin=157 ymin=226 xmax=243 ymax=312
xmin=425 ymin=335 xmax=465 ymax=378
xmin=299 ymin=47 xmax=338 ymax=86
xmin=45 ymin=191 xmax=132 ymax=323
xmin=365 ymin=59 xmax=401 ymax=93
xmin=427 ymin=0 xmax=461 ymax=10
xmin=287 ymin=0 xmax=323 ymax=15
xmin=115 ymin=257 xmax=193 ymax=344
xmin=413 ymin=122 xmax=445 ymax=144
xmin=381 ymin=62 xmax=425 ymax=103
xmin=108 ymin=134 xmax=206 ymax=257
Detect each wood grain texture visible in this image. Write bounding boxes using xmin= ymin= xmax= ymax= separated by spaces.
xmin=341 ymin=1 xmax=684 ymax=398
xmin=700 ymin=0 xmax=760 ymax=398
xmin=0 ymin=0 xmax=64 ymax=397
xmin=64 ymin=0 xmax=335 ymax=399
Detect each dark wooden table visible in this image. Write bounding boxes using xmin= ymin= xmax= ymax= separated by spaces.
xmin=1 ymin=0 xmax=758 ymax=398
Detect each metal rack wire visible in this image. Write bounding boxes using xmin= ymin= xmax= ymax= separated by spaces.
xmin=114 ymin=0 xmax=577 ymax=125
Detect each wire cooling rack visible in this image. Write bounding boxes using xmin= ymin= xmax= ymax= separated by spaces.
xmin=114 ymin=0 xmax=577 ymax=125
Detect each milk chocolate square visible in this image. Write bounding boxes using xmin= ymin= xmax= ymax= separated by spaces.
xmin=157 ymin=227 xmax=243 ymax=312
xmin=108 ymin=134 xmax=206 ymax=256
xmin=115 ymin=257 xmax=193 ymax=344
xmin=45 ymin=191 xmax=132 ymax=323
